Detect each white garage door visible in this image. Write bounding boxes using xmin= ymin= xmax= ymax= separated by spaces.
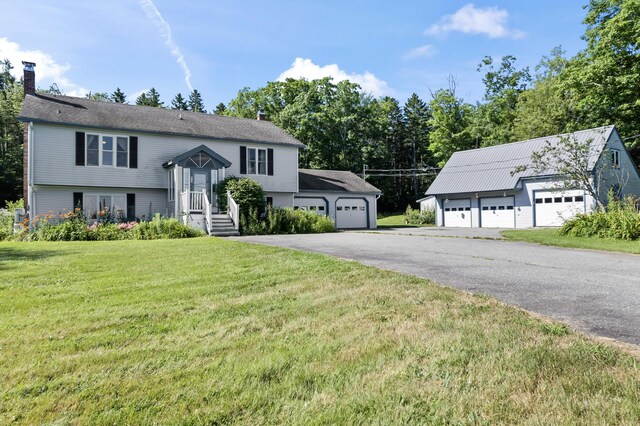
xmin=336 ymin=199 xmax=367 ymax=229
xmin=294 ymin=197 xmax=327 ymax=216
xmin=480 ymin=197 xmax=515 ymax=228
xmin=443 ymin=199 xmax=471 ymax=227
xmin=534 ymin=190 xmax=585 ymax=227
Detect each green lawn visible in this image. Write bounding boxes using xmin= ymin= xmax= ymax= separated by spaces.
xmin=502 ymin=228 xmax=640 ymax=255
xmin=1 ymin=238 xmax=640 ymax=424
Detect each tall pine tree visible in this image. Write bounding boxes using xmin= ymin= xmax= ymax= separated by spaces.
xmin=111 ymin=88 xmax=126 ymax=103
xmin=187 ymin=89 xmax=206 ymax=112
xmin=171 ymin=93 xmax=188 ymax=110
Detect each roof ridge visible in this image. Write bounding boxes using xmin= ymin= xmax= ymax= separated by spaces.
xmin=451 ymin=125 xmax=614 ymax=157
xmin=31 ymin=93 xmax=279 ymax=126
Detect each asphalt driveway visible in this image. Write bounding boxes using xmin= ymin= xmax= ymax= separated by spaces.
xmin=235 ymin=230 xmax=640 ymax=347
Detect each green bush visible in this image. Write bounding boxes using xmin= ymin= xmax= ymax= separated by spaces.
xmin=559 ymin=194 xmax=640 ymax=240
xmin=404 ymin=205 xmax=435 ymax=225
xmin=216 ymin=176 xmax=241 ymax=212
xmin=0 ymin=199 xmax=24 ymax=241
xmin=132 ymin=214 xmax=204 ymax=240
xmin=226 ymin=178 xmax=265 ymax=218
xmin=240 ymin=206 xmax=336 ymax=235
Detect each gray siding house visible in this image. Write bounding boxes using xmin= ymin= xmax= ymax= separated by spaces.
xmin=18 ymin=63 xmax=380 ymax=232
xmin=425 ymin=126 xmax=640 ymax=228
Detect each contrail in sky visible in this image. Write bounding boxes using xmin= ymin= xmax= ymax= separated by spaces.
xmin=139 ymin=0 xmax=193 ymax=92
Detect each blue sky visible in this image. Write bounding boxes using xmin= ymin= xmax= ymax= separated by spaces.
xmin=1 ymin=1 xmax=587 ymax=110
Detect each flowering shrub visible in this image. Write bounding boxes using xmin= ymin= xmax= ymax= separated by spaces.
xmin=22 ymin=210 xmax=203 ymax=241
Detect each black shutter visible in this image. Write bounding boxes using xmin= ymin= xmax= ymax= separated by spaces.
xmin=267 ymin=148 xmax=274 ymax=175
xmin=266 ymin=196 xmax=273 ymax=207
xmin=73 ymin=192 xmax=83 ymax=211
xmin=240 ymin=146 xmax=247 ymax=174
xmin=126 ymin=193 xmax=136 ymax=221
xmin=129 ymin=136 xmax=138 ymax=169
xmin=75 ymin=132 xmax=85 ymax=166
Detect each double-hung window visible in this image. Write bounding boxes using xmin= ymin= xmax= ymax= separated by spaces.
xmin=83 ymin=194 xmax=127 ymax=219
xmin=247 ymin=147 xmax=267 ymax=175
xmin=86 ymin=133 xmax=129 ymax=168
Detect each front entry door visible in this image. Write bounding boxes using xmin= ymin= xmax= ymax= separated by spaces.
xmin=191 ymin=169 xmax=211 ymax=201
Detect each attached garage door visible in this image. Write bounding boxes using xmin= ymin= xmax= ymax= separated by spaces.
xmin=534 ymin=190 xmax=585 ymax=227
xmin=480 ymin=196 xmax=515 ymax=228
xmin=294 ymin=197 xmax=327 ymax=216
xmin=443 ymin=199 xmax=471 ymax=227
xmin=336 ymin=198 xmax=368 ymax=229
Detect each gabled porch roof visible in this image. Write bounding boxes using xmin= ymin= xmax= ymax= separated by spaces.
xmin=162 ymin=144 xmax=232 ymax=169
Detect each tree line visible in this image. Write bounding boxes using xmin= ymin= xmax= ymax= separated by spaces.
xmin=0 ymin=0 xmax=638 ymax=210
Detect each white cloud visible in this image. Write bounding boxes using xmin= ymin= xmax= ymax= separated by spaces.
xmin=425 ymin=4 xmax=524 ymax=39
xmin=402 ymin=45 xmax=436 ymax=60
xmin=0 ymin=37 xmax=88 ymax=96
xmin=139 ymin=0 xmax=193 ymax=92
xmin=277 ymin=58 xmax=392 ymax=97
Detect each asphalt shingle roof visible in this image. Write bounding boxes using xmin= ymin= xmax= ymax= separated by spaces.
xmin=299 ymin=169 xmax=381 ymax=193
xmin=426 ymin=126 xmax=615 ymax=196
xmin=18 ymin=94 xmax=305 ymax=147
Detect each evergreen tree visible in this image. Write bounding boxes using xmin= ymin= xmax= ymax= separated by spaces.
xmin=213 ymin=102 xmax=227 ymax=115
xmin=136 ymin=87 xmax=164 ymax=107
xmin=403 ymin=93 xmax=432 ymax=197
xmin=0 ymin=59 xmax=24 ymax=203
xmin=187 ymin=89 xmax=206 ymax=113
xmin=171 ymin=93 xmax=188 ymax=110
xmin=111 ymin=87 xmax=126 ymax=103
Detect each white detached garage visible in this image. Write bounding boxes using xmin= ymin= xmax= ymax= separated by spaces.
xmin=295 ymin=169 xmax=381 ymax=229
xmin=424 ymin=125 xmax=640 ymax=229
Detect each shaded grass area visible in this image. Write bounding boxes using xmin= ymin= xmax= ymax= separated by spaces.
xmin=502 ymin=228 xmax=640 ymax=255
xmin=1 ymin=238 xmax=640 ymax=424
xmin=377 ymin=213 xmax=433 ymax=228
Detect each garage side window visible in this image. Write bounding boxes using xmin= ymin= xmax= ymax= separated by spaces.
xmin=611 ymin=149 xmax=620 ymax=168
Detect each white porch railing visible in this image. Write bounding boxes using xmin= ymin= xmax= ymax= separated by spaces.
xmin=190 ymin=191 xmax=205 ymax=212
xmin=203 ymin=190 xmax=212 ymax=235
xmin=227 ymin=191 xmax=240 ymax=231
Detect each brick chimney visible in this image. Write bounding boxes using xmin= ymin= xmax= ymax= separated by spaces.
xmin=22 ymin=61 xmax=36 ymax=97
xmin=256 ymin=110 xmax=267 ymax=121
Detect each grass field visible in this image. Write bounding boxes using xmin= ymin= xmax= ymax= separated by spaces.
xmin=502 ymin=228 xmax=640 ymax=255
xmin=1 ymin=238 xmax=640 ymax=424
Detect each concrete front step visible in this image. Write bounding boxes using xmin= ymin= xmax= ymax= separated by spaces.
xmin=208 ymin=213 xmax=239 ymax=236
xmin=210 ymin=230 xmax=240 ymax=237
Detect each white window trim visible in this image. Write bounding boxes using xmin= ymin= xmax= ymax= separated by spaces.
xmin=168 ymin=169 xmax=175 ymax=202
xmin=246 ymin=147 xmax=268 ymax=175
xmin=611 ymin=149 xmax=620 ymax=169
xmin=86 ymin=133 xmax=130 ymax=168
xmin=83 ymin=193 xmax=127 ymax=220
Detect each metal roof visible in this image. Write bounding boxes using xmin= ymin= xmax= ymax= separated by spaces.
xmin=426 ymin=126 xmax=615 ymax=196
xmin=18 ymin=94 xmax=305 ymax=148
xmin=299 ymin=169 xmax=381 ymax=193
